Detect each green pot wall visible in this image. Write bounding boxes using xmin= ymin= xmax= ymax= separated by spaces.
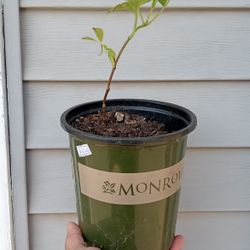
xmin=61 ymin=99 xmax=197 ymax=250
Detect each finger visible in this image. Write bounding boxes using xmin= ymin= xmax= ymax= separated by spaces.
xmin=170 ymin=235 xmax=185 ymax=250
xmin=65 ymin=222 xmax=100 ymax=250
xmin=65 ymin=222 xmax=86 ymax=250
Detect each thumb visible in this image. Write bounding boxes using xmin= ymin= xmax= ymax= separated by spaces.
xmin=65 ymin=222 xmax=100 ymax=250
xmin=170 ymin=235 xmax=185 ymax=250
xmin=65 ymin=222 xmax=86 ymax=250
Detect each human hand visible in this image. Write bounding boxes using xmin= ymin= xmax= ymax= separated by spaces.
xmin=65 ymin=222 xmax=100 ymax=250
xmin=65 ymin=222 xmax=184 ymax=250
xmin=170 ymin=235 xmax=184 ymax=250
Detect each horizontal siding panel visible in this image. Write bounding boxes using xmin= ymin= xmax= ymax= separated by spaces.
xmin=24 ymin=81 xmax=250 ymax=149
xmin=20 ymin=0 xmax=250 ymax=9
xmin=27 ymin=149 xmax=250 ymax=214
xmin=29 ymin=214 xmax=76 ymax=250
xmin=21 ymin=10 xmax=250 ymax=81
xmin=27 ymin=149 xmax=75 ymax=214
xmin=177 ymin=212 xmax=250 ymax=250
xmin=29 ymin=212 xmax=250 ymax=250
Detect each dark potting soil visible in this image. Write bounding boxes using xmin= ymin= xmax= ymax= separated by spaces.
xmin=71 ymin=111 xmax=170 ymax=137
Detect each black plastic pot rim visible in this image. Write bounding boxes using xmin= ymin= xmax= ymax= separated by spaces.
xmin=61 ymin=99 xmax=197 ymax=145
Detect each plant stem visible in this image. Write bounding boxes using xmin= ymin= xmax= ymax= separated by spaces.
xmin=101 ymin=3 xmax=169 ymax=112
xmin=102 ymin=7 xmax=143 ymax=112
xmin=134 ymin=8 xmax=139 ymax=30
xmin=147 ymin=2 xmax=155 ymax=21
xmin=148 ymin=6 xmax=166 ymax=24
xmin=102 ymin=36 xmax=132 ymax=112
xmin=139 ymin=9 xmax=145 ymax=24
xmin=148 ymin=1 xmax=169 ymax=24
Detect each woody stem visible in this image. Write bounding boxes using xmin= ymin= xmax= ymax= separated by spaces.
xmin=102 ymin=36 xmax=132 ymax=112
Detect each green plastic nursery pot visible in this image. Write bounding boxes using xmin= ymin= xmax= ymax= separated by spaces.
xmin=61 ymin=99 xmax=197 ymax=250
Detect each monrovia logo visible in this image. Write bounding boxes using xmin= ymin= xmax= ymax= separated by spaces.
xmin=119 ymin=170 xmax=181 ymax=196
xmin=102 ymin=181 xmax=116 ymax=195
xmin=78 ymin=161 xmax=184 ymax=205
xmin=102 ymin=170 xmax=181 ymax=197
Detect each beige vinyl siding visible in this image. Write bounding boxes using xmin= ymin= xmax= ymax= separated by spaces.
xmin=21 ymin=9 xmax=250 ymax=81
xmin=3 ymin=1 xmax=29 ymax=249
xmin=24 ymin=81 xmax=250 ymax=148
xmin=0 ymin=23 xmax=14 ymax=249
xmin=20 ymin=0 xmax=250 ymax=9
xmin=29 ymin=213 xmax=250 ymax=250
xmin=20 ymin=2 xmax=250 ymax=250
xmin=27 ymin=148 xmax=250 ymax=214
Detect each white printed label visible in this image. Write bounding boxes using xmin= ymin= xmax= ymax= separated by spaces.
xmin=78 ymin=161 xmax=183 ymax=205
xmin=76 ymin=144 xmax=92 ymax=157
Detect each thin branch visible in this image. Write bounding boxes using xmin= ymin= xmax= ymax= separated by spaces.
xmin=133 ymin=8 xmax=139 ymax=30
xmin=148 ymin=3 xmax=169 ymax=24
xmin=139 ymin=9 xmax=145 ymax=24
xmin=101 ymin=2 xmax=170 ymax=112
xmin=102 ymin=37 xmax=132 ymax=112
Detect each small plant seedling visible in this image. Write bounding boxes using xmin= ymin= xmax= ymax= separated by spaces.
xmin=82 ymin=0 xmax=170 ymax=112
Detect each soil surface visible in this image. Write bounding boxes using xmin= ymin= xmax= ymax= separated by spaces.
xmin=71 ymin=111 xmax=170 ymax=137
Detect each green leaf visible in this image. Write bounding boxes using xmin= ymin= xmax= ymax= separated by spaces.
xmin=93 ymin=28 xmax=104 ymax=42
xmin=110 ymin=2 xmax=129 ymax=12
xmin=103 ymin=45 xmax=116 ymax=66
xmin=99 ymin=44 xmax=104 ymax=55
xmin=138 ymin=0 xmax=151 ymax=5
xmin=81 ymin=36 xmax=96 ymax=41
xmin=126 ymin=0 xmax=151 ymax=12
xmin=152 ymin=0 xmax=158 ymax=7
xmin=127 ymin=0 xmax=138 ymax=4
xmin=158 ymin=0 xmax=169 ymax=7
xmin=127 ymin=0 xmax=137 ymax=12
xmin=108 ymin=50 xmax=116 ymax=66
